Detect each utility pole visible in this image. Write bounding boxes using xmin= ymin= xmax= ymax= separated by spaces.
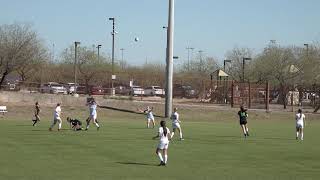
xmin=304 ymin=43 xmax=309 ymax=58
xmin=120 ymin=48 xmax=125 ymax=62
xmin=74 ymin=41 xmax=80 ymax=94
xmin=198 ymin=50 xmax=203 ymax=72
xmin=186 ymin=47 xmax=194 ymax=71
xmin=109 ymin=17 xmax=116 ymax=95
xmin=97 ymin=45 xmax=102 ymax=63
xmin=165 ymin=0 xmax=175 ymax=118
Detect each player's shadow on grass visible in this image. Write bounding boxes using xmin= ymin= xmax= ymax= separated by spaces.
xmin=99 ymin=105 xmax=165 ymax=118
xmin=116 ymin=162 xmax=157 ymax=167
xmin=16 ymin=125 xmax=32 ymax=127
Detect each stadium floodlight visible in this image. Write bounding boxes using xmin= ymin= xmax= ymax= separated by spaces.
xmin=165 ymin=0 xmax=175 ymax=118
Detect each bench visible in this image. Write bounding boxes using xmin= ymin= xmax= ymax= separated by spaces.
xmin=0 ymin=106 xmax=7 ymax=115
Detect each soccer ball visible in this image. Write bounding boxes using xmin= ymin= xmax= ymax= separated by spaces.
xmin=134 ymin=37 xmax=139 ymax=42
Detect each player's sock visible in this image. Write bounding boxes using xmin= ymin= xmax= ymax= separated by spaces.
xmin=171 ymin=132 xmax=175 ymax=139
xmin=164 ymin=155 xmax=168 ymax=164
xmin=58 ymin=122 xmax=62 ymax=130
xmin=301 ymin=132 xmax=304 ymax=140
xmin=157 ymin=152 xmax=163 ymax=162
xmin=179 ymin=132 xmax=183 ymax=140
xmin=296 ymin=132 xmax=299 ymax=139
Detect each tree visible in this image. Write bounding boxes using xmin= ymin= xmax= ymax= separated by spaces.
xmin=0 ymin=23 xmax=45 ymax=87
xmin=225 ymin=47 xmax=253 ymax=82
xmin=252 ymin=45 xmax=300 ymax=109
xmin=60 ymin=45 xmax=110 ymax=91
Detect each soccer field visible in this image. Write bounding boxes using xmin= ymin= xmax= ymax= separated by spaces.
xmin=0 ymin=107 xmax=319 ymax=180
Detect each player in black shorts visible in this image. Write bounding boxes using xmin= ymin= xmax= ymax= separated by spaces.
xmin=67 ymin=117 xmax=83 ymax=131
xmin=238 ymin=106 xmax=250 ymax=137
xmin=32 ymin=102 xmax=41 ymax=126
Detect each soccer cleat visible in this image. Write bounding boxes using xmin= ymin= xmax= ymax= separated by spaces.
xmin=296 ymin=137 xmax=298 ymax=140
xmin=158 ymin=161 xmax=164 ymax=166
xmin=49 ymin=128 xmax=52 ymax=131
xmin=162 ymin=163 xmax=167 ymax=166
xmin=85 ymin=128 xmax=88 ymax=131
xmin=246 ymin=132 xmax=250 ymax=136
xmin=180 ymin=138 xmax=184 ymax=141
xmin=97 ymin=127 xmax=100 ymax=131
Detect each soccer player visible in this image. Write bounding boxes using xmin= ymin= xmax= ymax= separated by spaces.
xmin=295 ymin=109 xmax=306 ymax=140
xmin=85 ymin=98 xmax=100 ymax=131
xmin=238 ymin=106 xmax=250 ymax=137
xmin=49 ymin=103 xmax=62 ymax=131
xmin=139 ymin=106 xmax=155 ymax=128
xmin=32 ymin=102 xmax=41 ymax=126
xmin=170 ymin=107 xmax=184 ymax=140
xmin=67 ymin=117 xmax=83 ymax=131
xmin=153 ymin=120 xmax=171 ymax=166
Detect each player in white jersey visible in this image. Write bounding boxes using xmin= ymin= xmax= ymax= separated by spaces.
xmin=139 ymin=106 xmax=155 ymax=128
xmin=85 ymin=98 xmax=100 ymax=131
xmin=153 ymin=120 xmax=171 ymax=166
xmin=49 ymin=103 xmax=62 ymax=131
xmin=170 ymin=107 xmax=184 ymax=140
xmin=295 ymin=109 xmax=306 ymax=140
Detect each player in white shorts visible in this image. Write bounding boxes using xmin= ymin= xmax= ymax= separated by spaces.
xmin=153 ymin=120 xmax=171 ymax=166
xmin=85 ymin=98 xmax=100 ymax=131
xmin=49 ymin=103 xmax=62 ymax=131
xmin=139 ymin=106 xmax=155 ymax=128
xmin=295 ymin=109 xmax=306 ymax=140
xmin=170 ymin=107 xmax=184 ymax=140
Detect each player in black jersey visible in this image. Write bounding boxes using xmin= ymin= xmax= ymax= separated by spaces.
xmin=238 ymin=106 xmax=250 ymax=137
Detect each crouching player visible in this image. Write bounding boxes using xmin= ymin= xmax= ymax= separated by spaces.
xmin=67 ymin=117 xmax=83 ymax=131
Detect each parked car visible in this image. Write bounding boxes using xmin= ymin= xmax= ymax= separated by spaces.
xmin=40 ymin=82 xmax=67 ymax=94
xmin=115 ymin=86 xmax=130 ymax=95
xmin=75 ymin=86 xmax=88 ymax=94
xmin=173 ymin=84 xmax=198 ymax=98
xmin=144 ymin=86 xmax=165 ymax=97
xmin=91 ymin=86 xmax=106 ymax=95
xmin=129 ymin=85 xmax=144 ymax=96
xmin=65 ymin=83 xmax=78 ymax=94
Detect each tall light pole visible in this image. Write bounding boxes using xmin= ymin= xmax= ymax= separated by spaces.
xmin=186 ymin=47 xmax=194 ymax=71
xmin=97 ymin=45 xmax=102 ymax=63
xmin=224 ymin=59 xmax=232 ymax=72
xmin=120 ymin=48 xmax=125 ymax=62
xmin=304 ymin=43 xmax=309 ymax=58
xmin=198 ymin=50 xmax=203 ymax=72
xmin=165 ymin=0 xmax=175 ymax=118
xmin=109 ymin=17 xmax=116 ymax=95
xmin=242 ymin=57 xmax=251 ymax=82
xmin=74 ymin=41 xmax=80 ymax=94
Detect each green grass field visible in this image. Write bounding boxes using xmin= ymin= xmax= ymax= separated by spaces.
xmin=0 ymin=106 xmax=319 ymax=180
